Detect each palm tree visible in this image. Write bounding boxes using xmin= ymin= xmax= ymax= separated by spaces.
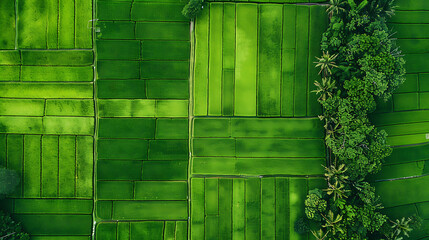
xmin=326 ymin=0 xmax=346 ymax=18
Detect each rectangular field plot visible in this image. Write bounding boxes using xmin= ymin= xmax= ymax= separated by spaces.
xmin=17 ymin=0 xmax=92 ymax=49
xmin=190 ymin=177 xmax=325 ymax=240
xmin=0 ymin=199 xmax=93 ymax=238
xmin=366 ymin=142 xmax=429 ymax=182
xmin=96 ymin=197 xmax=188 ymax=221
xmin=96 ymin=103 xmax=189 ymax=221
xmin=376 ymin=175 xmax=429 ymax=208
xmin=193 ymin=3 xmax=327 ymax=117
xmin=370 ymin=110 xmax=429 ymax=146
xmin=0 ymin=134 xmax=93 ymax=199
xmin=96 ymin=221 xmax=187 ymax=240
xmin=191 ymin=117 xmax=325 ymax=176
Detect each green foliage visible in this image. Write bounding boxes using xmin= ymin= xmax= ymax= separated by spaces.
xmin=315 ymin=52 xmax=339 ymax=76
xmin=318 ymin=0 xmax=405 ymax=178
xmin=326 ymin=0 xmax=346 ymax=19
xmin=0 ymin=168 xmax=19 ymax=199
xmin=305 ymin=189 xmax=327 ymax=221
xmin=313 ymin=77 xmax=337 ymax=102
xmin=377 ymin=215 xmax=422 ymax=240
xmin=318 ymin=0 xmax=405 ymax=179
xmin=304 ymin=165 xmax=389 ymax=239
xmin=182 ymin=0 xmax=205 ymax=19
xmin=301 ymin=0 xmax=417 ymax=239
xmin=0 ymin=211 xmax=30 ymax=240
xmin=295 ymin=217 xmax=310 ymax=234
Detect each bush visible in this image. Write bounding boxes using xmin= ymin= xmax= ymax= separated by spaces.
xmin=0 ymin=168 xmax=19 ymax=199
xmin=0 ymin=211 xmax=29 ymax=240
xmin=294 ymin=217 xmax=310 ymax=234
xmin=182 ymin=0 xmax=205 ymax=19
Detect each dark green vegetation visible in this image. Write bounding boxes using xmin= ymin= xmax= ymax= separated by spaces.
xmin=0 ymin=211 xmax=29 ymax=240
xmin=302 ymin=0 xmax=421 ymax=239
xmin=182 ymin=0 xmax=205 ymax=19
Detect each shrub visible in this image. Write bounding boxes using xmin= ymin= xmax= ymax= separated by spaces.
xmin=294 ymin=217 xmax=311 ymax=234
xmin=0 ymin=211 xmax=29 ymax=240
xmin=0 ymin=168 xmax=19 ymax=199
xmin=182 ymin=0 xmax=205 ymax=19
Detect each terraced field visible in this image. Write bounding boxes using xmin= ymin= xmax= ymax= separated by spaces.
xmin=0 ymin=0 xmax=428 ymax=239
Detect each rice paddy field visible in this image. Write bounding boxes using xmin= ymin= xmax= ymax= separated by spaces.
xmin=0 ymin=0 xmax=428 ymax=239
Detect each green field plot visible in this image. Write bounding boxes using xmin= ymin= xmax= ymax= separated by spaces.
xmin=190 ymin=177 xmax=325 ymax=240
xmin=94 ymin=0 xmax=191 ymax=233
xmin=1 ymin=191 xmax=93 ymax=238
xmin=376 ymin=175 xmax=429 ymax=210
xmin=0 ymin=1 xmax=16 ymax=49
xmin=17 ymin=0 xmax=92 ymax=49
xmin=1 ymin=199 xmax=93 ymax=238
xmin=370 ymin=110 xmax=429 ymax=146
xmin=368 ymin=143 xmax=429 ymax=181
xmin=17 ymin=0 xmax=93 ymax=49
xmin=191 ymin=117 xmax=326 ymax=176
xmin=95 ymin=113 xmax=190 ymax=220
xmin=96 ymin=113 xmax=189 ymax=220
xmin=96 ymin=221 xmax=187 ymax=240
xmin=392 ymin=0 xmax=429 ymax=11
xmin=193 ymin=3 xmax=327 ymax=117
xmin=0 ymin=50 xmax=94 ymax=84
xmin=0 ymin=133 xmax=94 ymax=237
